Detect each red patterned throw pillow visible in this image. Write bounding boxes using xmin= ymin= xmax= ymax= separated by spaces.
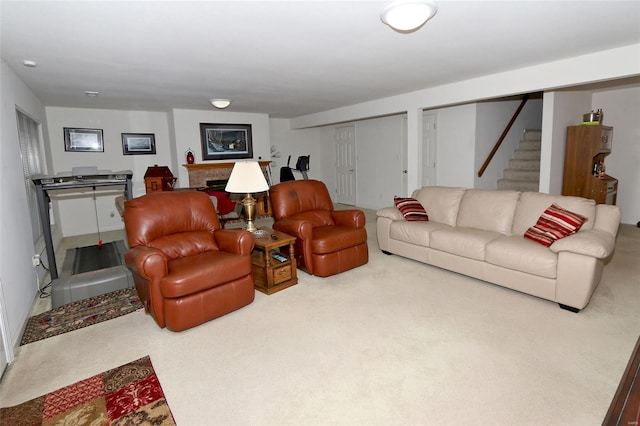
xmin=524 ymin=203 xmax=587 ymax=247
xmin=394 ymin=196 xmax=429 ymax=221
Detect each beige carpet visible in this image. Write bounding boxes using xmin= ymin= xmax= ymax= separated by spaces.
xmin=1 ymin=210 xmax=639 ymax=425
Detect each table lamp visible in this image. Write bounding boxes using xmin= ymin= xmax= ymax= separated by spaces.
xmin=225 ymin=161 xmax=270 ymax=234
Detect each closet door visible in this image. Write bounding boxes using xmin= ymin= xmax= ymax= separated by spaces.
xmin=422 ymin=113 xmax=438 ymax=187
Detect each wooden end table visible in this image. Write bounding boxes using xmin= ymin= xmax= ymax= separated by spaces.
xmin=251 ymin=227 xmax=298 ymax=295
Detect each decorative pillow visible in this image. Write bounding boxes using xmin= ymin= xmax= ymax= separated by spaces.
xmin=524 ymin=203 xmax=587 ymax=247
xmin=393 ymin=196 xmax=429 ymax=222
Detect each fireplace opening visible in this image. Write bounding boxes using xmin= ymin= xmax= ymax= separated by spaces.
xmin=205 ymin=179 xmax=228 ymax=192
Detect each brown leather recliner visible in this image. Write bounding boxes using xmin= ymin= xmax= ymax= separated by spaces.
xmin=123 ymin=191 xmax=255 ymax=331
xmin=269 ymin=180 xmax=368 ymax=277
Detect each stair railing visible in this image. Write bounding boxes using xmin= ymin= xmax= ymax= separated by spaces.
xmin=477 ymin=94 xmax=529 ymax=177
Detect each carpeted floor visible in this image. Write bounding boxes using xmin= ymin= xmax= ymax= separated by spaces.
xmin=1 ymin=217 xmax=639 ymax=425
xmin=20 ymin=288 xmax=142 ymax=346
xmin=0 ymin=356 xmax=175 ymax=425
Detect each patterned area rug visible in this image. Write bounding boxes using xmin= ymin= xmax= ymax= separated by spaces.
xmin=0 ymin=356 xmax=175 ymax=425
xmin=20 ymin=288 xmax=143 ymax=346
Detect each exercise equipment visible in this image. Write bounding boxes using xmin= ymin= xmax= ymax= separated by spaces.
xmin=32 ymin=170 xmax=134 ymax=307
xmin=279 ymin=155 xmax=310 ymax=182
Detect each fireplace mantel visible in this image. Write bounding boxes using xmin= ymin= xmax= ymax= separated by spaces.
xmin=183 ymin=161 xmax=271 ymax=171
xmin=183 ymin=161 xmax=271 ymax=188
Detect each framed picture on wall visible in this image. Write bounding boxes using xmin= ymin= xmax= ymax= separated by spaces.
xmin=121 ymin=133 xmax=156 ymax=155
xmin=199 ymin=123 xmax=253 ymax=160
xmin=64 ymin=128 xmax=104 ymax=152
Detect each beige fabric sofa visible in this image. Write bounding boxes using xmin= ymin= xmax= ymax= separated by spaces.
xmin=376 ymin=186 xmax=621 ymax=312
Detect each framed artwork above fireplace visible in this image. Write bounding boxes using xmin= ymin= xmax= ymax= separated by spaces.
xmin=200 ymin=123 xmax=253 ymax=161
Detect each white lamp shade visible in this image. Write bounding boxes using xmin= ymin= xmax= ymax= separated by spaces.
xmin=381 ymin=0 xmax=437 ymax=31
xmin=225 ymin=161 xmax=269 ymax=193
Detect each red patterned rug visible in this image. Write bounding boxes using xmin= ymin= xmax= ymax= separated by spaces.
xmin=0 ymin=356 xmax=175 ymax=425
xmin=20 ymin=288 xmax=142 ymax=346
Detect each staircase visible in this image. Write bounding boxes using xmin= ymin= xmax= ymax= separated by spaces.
xmin=497 ymin=129 xmax=541 ymax=192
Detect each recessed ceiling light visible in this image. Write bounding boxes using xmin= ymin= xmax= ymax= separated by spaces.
xmin=210 ymin=99 xmax=231 ymax=109
xmin=84 ymin=91 xmax=99 ymax=97
xmin=23 ymin=60 xmax=37 ymax=67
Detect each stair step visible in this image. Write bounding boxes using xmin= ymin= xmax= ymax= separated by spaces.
xmin=503 ymin=169 xmax=540 ymax=181
xmin=497 ymin=179 xmax=539 ymax=192
xmin=523 ymin=129 xmax=542 ymax=140
xmin=509 ymin=159 xmax=540 ymax=170
xmin=519 ymin=140 xmax=541 ymax=151
xmin=513 ymin=149 xmax=541 ymax=160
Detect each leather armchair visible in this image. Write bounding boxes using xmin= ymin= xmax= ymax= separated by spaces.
xmin=269 ymin=180 xmax=368 ymax=277
xmin=123 ymin=191 xmax=255 ymax=331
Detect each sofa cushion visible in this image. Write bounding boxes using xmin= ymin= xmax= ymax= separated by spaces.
xmin=430 ymin=227 xmax=502 ymax=261
xmin=390 ymin=221 xmax=451 ymax=247
xmin=456 ymin=189 xmax=520 ymax=235
xmin=524 ymin=203 xmax=588 ymax=247
xmin=512 ymin=192 xmax=596 ymax=235
xmin=411 ymin=186 xmax=466 ymax=226
xmin=394 ymin=196 xmax=429 ymax=221
xmin=486 ymin=236 xmax=558 ymax=279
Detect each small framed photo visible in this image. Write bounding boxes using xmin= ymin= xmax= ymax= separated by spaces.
xmin=200 ymin=123 xmax=253 ymax=161
xmin=121 ymin=133 xmax=156 ymax=155
xmin=64 ymin=128 xmax=104 ymax=152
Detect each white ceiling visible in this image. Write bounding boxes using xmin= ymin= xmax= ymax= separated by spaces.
xmin=2 ymin=0 xmax=639 ymax=118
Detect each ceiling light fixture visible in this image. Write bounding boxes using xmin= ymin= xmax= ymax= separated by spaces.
xmin=380 ymin=0 xmax=438 ymax=32
xmin=23 ymin=60 xmax=37 ymax=67
xmin=210 ymin=99 xmax=231 ymax=109
xmin=84 ymin=90 xmax=99 ymax=97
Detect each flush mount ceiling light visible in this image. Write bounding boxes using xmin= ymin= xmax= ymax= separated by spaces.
xmin=84 ymin=90 xmax=99 ymax=97
xmin=380 ymin=0 xmax=438 ymax=32
xmin=23 ymin=59 xmax=37 ymax=67
xmin=210 ymin=99 xmax=231 ymax=109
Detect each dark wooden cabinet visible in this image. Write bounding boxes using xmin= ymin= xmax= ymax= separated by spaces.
xmin=562 ymin=125 xmax=617 ymax=205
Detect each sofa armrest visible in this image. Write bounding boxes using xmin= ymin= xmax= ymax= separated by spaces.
xmin=124 ymin=246 xmax=168 ymax=279
xmin=376 ymin=207 xmax=404 ymax=221
xmin=549 ymin=229 xmax=616 ymax=259
xmin=593 ymin=204 xmax=621 ymax=237
xmin=272 ymin=218 xmax=314 ymax=240
xmin=331 ymin=209 xmax=366 ymax=228
xmin=214 ymin=229 xmax=254 ymax=255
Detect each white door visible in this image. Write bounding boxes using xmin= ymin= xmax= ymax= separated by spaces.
xmin=422 ymin=113 xmax=438 ymax=187
xmin=335 ymin=125 xmax=357 ymax=205
xmin=402 ymin=117 xmax=409 ymax=195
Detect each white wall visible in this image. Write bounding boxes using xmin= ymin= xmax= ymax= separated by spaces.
xmin=593 ymin=86 xmax=640 ymax=225
xmin=170 ymin=109 xmax=270 ymax=188
xmin=540 ymin=91 xmax=592 ymax=195
xmin=474 ymin=99 xmax=543 ymax=189
xmin=269 ymin=118 xmax=322 ymax=184
xmin=291 ymin=44 xmax=640 ymax=197
xmin=355 ymin=115 xmax=405 ymax=209
xmin=433 ymin=104 xmax=477 ymax=188
xmin=45 ymin=107 xmax=172 ymax=236
xmin=0 ymin=60 xmax=48 ymax=360
xmin=318 ymin=125 xmax=337 ymax=196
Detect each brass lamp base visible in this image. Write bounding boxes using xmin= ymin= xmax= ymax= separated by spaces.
xmin=241 ymin=193 xmax=258 ymax=233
